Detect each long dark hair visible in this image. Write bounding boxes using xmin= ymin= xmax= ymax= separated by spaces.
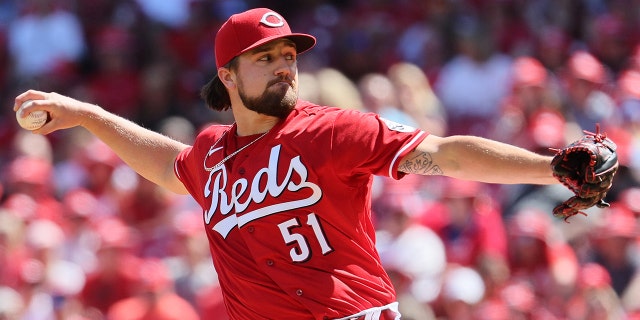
xmin=200 ymin=57 xmax=238 ymax=111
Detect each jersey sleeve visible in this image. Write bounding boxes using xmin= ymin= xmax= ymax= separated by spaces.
xmin=330 ymin=110 xmax=427 ymax=180
xmin=173 ymin=125 xmax=230 ymax=207
xmin=174 ymin=146 xmax=199 ymax=198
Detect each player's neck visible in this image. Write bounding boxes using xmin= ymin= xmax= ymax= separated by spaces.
xmin=232 ymin=112 xmax=280 ymax=136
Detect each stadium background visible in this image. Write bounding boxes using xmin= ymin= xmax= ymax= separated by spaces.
xmin=0 ymin=0 xmax=640 ymax=319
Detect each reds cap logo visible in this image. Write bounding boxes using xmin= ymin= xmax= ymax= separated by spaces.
xmin=214 ymin=8 xmax=316 ymax=69
xmin=260 ymin=12 xmax=285 ymax=27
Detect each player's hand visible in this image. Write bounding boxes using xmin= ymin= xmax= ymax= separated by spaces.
xmin=14 ymin=89 xmax=101 ymax=135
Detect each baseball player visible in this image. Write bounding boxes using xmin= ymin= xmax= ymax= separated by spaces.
xmin=14 ymin=8 xmax=566 ymax=320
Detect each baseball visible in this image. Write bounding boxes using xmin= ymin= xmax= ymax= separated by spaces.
xmin=16 ymin=100 xmax=48 ymax=130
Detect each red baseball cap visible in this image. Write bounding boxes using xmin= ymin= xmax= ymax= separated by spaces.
xmin=214 ymin=8 xmax=316 ymax=68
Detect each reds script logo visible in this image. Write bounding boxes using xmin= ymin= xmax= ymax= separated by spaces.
xmin=204 ymin=145 xmax=322 ymax=238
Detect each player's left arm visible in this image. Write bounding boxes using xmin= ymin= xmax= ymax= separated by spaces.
xmin=398 ymin=134 xmax=558 ymax=185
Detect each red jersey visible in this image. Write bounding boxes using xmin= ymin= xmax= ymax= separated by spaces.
xmin=174 ymin=101 xmax=427 ymax=319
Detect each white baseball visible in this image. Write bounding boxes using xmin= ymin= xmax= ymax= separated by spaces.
xmin=16 ymin=100 xmax=48 ymax=130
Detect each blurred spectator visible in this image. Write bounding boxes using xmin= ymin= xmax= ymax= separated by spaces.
xmin=589 ymin=204 xmax=640 ymax=313
xmin=7 ymin=0 xmax=85 ymax=86
xmin=166 ymin=209 xmax=219 ymax=313
xmin=328 ymin=1 xmax=404 ymax=80
xmin=439 ymin=265 xmax=486 ymax=320
xmin=296 ymin=71 xmax=320 ymax=104
xmin=493 ymin=280 xmax=538 ymax=319
xmin=58 ymin=188 xmax=101 ymax=273
xmin=420 ymin=179 xmax=507 ymax=270
xmin=158 ymin=115 xmax=196 ymax=145
xmin=586 ymin=13 xmax=634 ymax=75
xmin=76 ymin=137 xmax=129 ymax=218
xmin=492 ymin=56 xmax=569 ymax=152
xmin=485 ymin=1 xmax=534 ymax=57
xmin=135 ymin=0 xmax=193 ymax=28
xmin=83 ymin=25 xmax=141 ymax=119
xmin=616 ymin=69 xmax=640 ymax=129
xmin=359 ymin=72 xmax=419 ymax=128
xmin=0 ymin=207 xmax=27 ymax=290
xmin=0 ymin=5 xmax=12 ymax=97
xmin=159 ymin=0 xmax=217 ymax=116
xmin=51 ymin=129 xmax=94 ymax=197
xmin=374 ymin=194 xmax=444 ymax=315
xmin=0 ymin=285 xmax=23 ymax=319
xmin=79 ymin=217 xmax=140 ymax=316
xmin=119 ymin=177 xmax=177 ymax=258
xmin=566 ymin=262 xmax=627 ymax=320
xmin=559 ymin=50 xmax=617 ymax=131
xmin=629 ymin=43 xmax=640 ymax=69
xmin=506 ymin=207 xmax=580 ymax=318
xmin=533 ymin=26 xmax=571 ymax=73
xmin=387 ymin=62 xmax=447 ymax=136
xmin=74 ymin=0 xmax=137 ymax=42
xmin=419 ymin=178 xmax=511 ymax=310
xmin=312 ymin=68 xmax=364 ymax=111
xmin=395 ymin=14 xmax=444 ymax=80
xmin=2 ymin=155 xmax=63 ymax=223
xmin=9 ymin=129 xmax=53 ymax=163
xmin=434 ymin=17 xmax=512 ymax=136
xmin=621 ymin=188 xmax=640 ymax=217
xmin=107 ymin=258 xmax=200 ymax=320
xmin=161 ymin=1 xmax=216 ymax=70
xmin=134 ymin=62 xmax=181 ymax=130
xmin=20 ymin=219 xmax=87 ymax=320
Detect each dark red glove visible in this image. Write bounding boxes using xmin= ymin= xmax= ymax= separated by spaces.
xmin=550 ymin=125 xmax=618 ymax=222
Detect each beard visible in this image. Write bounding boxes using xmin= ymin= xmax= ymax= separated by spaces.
xmin=238 ymin=77 xmax=298 ymax=119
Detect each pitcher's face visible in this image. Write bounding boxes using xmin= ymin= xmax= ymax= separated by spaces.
xmin=235 ymin=39 xmax=299 ymax=118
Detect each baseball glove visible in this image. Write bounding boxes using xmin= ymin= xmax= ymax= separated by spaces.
xmin=550 ymin=125 xmax=618 ymax=222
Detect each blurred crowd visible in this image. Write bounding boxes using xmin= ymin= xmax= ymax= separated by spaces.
xmin=0 ymin=0 xmax=640 ymax=319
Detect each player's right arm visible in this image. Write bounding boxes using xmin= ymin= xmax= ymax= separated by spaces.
xmin=14 ymin=90 xmax=189 ymax=195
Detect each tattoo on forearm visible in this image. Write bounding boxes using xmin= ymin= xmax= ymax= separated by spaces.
xmin=398 ymin=151 xmax=443 ymax=175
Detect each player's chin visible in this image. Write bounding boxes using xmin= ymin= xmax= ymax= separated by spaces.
xmin=270 ymin=99 xmax=296 ymax=119
xmin=269 ymin=86 xmax=297 ymax=107
xmin=282 ymin=89 xmax=297 ymax=106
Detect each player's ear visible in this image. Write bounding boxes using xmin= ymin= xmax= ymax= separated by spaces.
xmin=218 ymin=68 xmax=236 ymax=90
